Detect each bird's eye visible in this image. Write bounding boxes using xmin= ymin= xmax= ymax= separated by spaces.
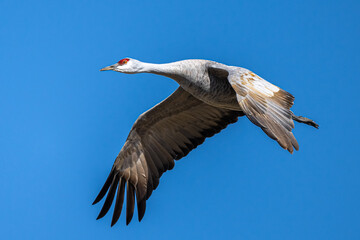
xmin=118 ymin=58 xmax=130 ymax=65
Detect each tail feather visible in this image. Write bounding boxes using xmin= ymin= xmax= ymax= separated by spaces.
xmin=292 ymin=114 xmax=319 ymax=129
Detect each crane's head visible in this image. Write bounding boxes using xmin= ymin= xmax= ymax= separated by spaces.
xmin=100 ymin=58 xmax=142 ymax=74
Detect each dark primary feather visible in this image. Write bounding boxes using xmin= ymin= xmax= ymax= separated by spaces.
xmin=93 ymin=87 xmax=243 ymax=225
xmin=93 ymin=168 xmax=115 ymax=205
xmin=96 ymin=173 xmax=119 ymax=220
xmin=126 ymin=183 xmax=135 ymax=225
xmin=111 ymin=178 xmax=125 ymax=226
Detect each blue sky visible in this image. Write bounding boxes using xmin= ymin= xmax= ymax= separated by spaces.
xmin=1 ymin=0 xmax=359 ymax=239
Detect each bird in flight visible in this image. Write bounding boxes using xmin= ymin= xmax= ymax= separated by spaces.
xmin=93 ymin=58 xmax=318 ymax=226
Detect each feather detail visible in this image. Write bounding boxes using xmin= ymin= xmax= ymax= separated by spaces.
xmin=229 ymin=70 xmax=298 ymax=153
xmin=93 ymin=87 xmax=241 ymax=225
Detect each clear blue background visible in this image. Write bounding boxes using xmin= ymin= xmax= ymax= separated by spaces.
xmin=1 ymin=0 xmax=359 ymax=239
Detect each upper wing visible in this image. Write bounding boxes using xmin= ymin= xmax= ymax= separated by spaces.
xmin=93 ymin=87 xmax=242 ymax=226
xmin=228 ymin=69 xmax=299 ymax=153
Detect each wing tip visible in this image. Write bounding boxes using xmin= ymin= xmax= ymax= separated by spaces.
xmin=137 ymin=198 xmax=146 ymax=222
xmin=95 ymin=174 xmax=120 ymax=221
xmin=126 ymin=183 xmax=135 ymax=225
xmin=92 ymin=167 xmax=117 ymax=205
xmin=110 ymin=219 xmax=117 ymax=227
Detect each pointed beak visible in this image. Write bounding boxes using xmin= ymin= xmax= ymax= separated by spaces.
xmin=100 ymin=65 xmax=115 ymax=71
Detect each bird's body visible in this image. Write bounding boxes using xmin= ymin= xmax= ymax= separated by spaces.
xmin=138 ymin=60 xmax=241 ymax=110
xmin=94 ymin=58 xmax=318 ymax=226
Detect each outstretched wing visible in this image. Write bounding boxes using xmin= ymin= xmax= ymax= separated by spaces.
xmin=228 ymin=70 xmax=298 ymax=153
xmin=93 ymin=87 xmax=242 ymax=226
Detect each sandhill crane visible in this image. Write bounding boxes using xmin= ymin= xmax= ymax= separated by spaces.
xmin=93 ymin=58 xmax=318 ymax=226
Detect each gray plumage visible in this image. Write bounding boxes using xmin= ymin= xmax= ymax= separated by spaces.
xmin=93 ymin=58 xmax=318 ymax=226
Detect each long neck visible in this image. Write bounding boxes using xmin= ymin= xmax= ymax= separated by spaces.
xmin=139 ymin=62 xmax=181 ymax=78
